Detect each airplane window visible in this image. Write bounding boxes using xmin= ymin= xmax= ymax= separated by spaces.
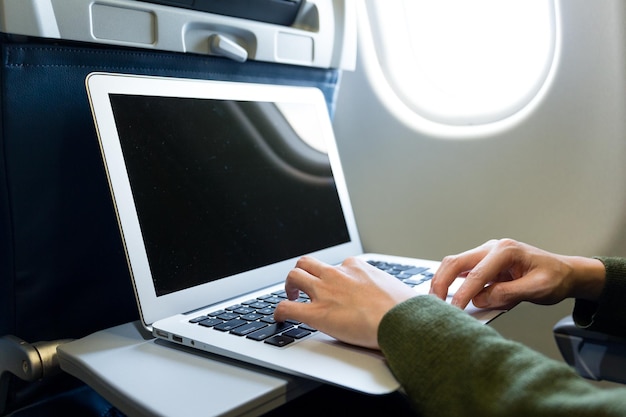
xmin=361 ymin=0 xmax=558 ymax=134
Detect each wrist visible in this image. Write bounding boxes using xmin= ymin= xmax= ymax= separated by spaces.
xmin=567 ymin=256 xmax=606 ymax=302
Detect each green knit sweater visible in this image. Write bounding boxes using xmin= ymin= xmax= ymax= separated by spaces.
xmin=378 ymin=257 xmax=626 ymax=416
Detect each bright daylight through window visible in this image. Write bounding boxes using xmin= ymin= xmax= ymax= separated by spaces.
xmin=363 ymin=0 xmax=558 ymax=133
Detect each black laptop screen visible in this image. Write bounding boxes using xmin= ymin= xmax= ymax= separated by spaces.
xmin=108 ymin=94 xmax=350 ymax=296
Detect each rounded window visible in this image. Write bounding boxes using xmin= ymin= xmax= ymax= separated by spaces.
xmin=362 ymin=0 xmax=559 ymax=133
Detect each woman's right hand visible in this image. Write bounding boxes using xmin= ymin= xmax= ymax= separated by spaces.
xmin=429 ymin=238 xmax=606 ymax=310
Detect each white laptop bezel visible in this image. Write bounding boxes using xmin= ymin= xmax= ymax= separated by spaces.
xmin=86 ymin=72 xmax=363 ymax=328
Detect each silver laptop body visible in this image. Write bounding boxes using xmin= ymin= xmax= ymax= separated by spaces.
xmin=86 ymin=72 xmax=501 ymax=395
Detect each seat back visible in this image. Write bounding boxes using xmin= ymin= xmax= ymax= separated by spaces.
xmin=0 ymin=35 xmax=340 ymax=414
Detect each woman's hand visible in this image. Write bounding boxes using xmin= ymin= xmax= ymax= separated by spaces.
xmin=274 ymin=256 xmax=418 ymax=350
xmin=429 ymin=238 xmax=606 ymax=310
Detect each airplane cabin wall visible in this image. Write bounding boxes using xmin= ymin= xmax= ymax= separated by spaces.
xmin=334 ymin=0 xmax=626 ymax=261
xmin=331 ymin=0 xmax=626 ymax=370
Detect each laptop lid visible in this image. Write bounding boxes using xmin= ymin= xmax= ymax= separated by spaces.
xmin=85 ymin=72 xmax=364 ymax=328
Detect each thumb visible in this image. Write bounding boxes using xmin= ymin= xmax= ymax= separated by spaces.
xmin=472 ymin=282 xmax=521 ymax=310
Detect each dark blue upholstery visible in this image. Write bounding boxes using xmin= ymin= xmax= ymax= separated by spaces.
xmin=0 ymin=34 xmax=340 ymax=415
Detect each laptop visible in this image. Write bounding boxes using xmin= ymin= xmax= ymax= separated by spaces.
xmin=85 ymin=72 xmax=503 ymax=395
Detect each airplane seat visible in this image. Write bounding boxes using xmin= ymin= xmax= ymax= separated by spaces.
xmin=0 ymin=1 xmax=354 ymax=415
xmin=553 ymin=316 xmax=626 ymax=385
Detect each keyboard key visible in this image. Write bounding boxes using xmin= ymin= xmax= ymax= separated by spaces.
xmin=198 ymin=318 xmax=223 ymax=328
xmin=216 ymin=312 xmax=239 ymax=321
xmin=247 ymin=301 xmax=270 ymax=309
xmin=395 ymin=273 xmax=414 ymax=280
xmin=240 ymin=312 xmax=265 ymax=321
xmin=257 ymin=307 xmax=275 ymax=315
xmin=283 ymin=328 xmax=311 ymax=339
xmin=247 ymin=322 xmax=294 ymax=341
xmin=264 ymin=335 xmax=295 ymax=347
xmin=404 ymin=276 xmax=428 ymax=285
xmin=298 ymin=323 xmax=317 ymax=332
xmin=214 ymin=319 xmax=247 ymax=332
xmin=233 ymin=306 xmax=255 ymax=315
xmin=208 ymin=309 xmax=226 ymax=317
xmin=230 ymin=321 xmax=268 ymax=336
xmin=263 ymin=296 xmax=284 ymax=304
xmin=403 ymin=266 xmax=430 ymax=276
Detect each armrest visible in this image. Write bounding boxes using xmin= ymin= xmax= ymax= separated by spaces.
xmin=553 ymin=316 xmax=626 ymax=384
xmin=0 ymin=335 xmax=73 ymax=414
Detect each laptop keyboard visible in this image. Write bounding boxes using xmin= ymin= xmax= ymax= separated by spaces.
xmin=188 ymin=259 xmax=434 ymax=347
xmin=366 ymin=260 xmax=435 ymax=286
xmin=189 ymin=289 xmax=314 ymax=348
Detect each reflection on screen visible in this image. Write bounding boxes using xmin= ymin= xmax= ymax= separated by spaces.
xmin=109 ymin=94 xmax=350 ymax=296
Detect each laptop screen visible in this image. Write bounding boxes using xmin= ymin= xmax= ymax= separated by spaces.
xmin=108 ymin=94 xmax=350 ymax=296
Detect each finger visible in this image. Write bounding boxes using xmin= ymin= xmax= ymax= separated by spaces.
xmin=336 ymin=256 xmax=372 ymax=278
xmin=430 ymin=241 xmax=497 ymax=299
xmin=472 ymin=269 xmax=562 ymax=309
xmin=450 ymin=242 xmax=519 ymax=308
xmin=294 ymin=255 xmax=327 ymax=278
xmin=472 ymin=282 xmax=520 ymax=310
xmin=284 ymin=266 xmax=317 ymax=300
xmin=274 ymin=299 xmax=312 ymax=324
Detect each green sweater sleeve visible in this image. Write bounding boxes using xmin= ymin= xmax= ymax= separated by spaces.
xmin=573 ymin=257 xmax=626 ymax=337
xmin=378 ymin=296 xmax=626 ymax=417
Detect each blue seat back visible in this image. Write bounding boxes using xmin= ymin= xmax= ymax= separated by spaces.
xmin=0 ymin=35 xmax=339 ymax=414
